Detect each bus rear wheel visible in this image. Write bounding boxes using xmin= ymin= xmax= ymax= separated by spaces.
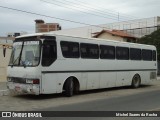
xmin=64 ymin=78 xmax=74 ymax=97
xmin=132 ymin=74 xmax=141 ymax=88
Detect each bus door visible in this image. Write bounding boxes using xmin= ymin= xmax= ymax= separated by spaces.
xmin=41 ymin=39 xmax=57 ymax=94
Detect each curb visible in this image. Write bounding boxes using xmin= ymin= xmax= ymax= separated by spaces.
xmin=0 ymin=89 xmax=9 ymax=96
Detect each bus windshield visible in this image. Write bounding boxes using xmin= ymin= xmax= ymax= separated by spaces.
xmin=9 ymin=41 xmax=40 ymax=67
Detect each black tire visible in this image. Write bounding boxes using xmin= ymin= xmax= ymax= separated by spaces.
xmin=132 ymin=74 xmax=141 ymax=88
xmin=64 ymin=78 xmax=74 ymax=97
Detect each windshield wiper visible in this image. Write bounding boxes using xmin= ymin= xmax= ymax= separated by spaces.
xmin=21 ymin=60 xmax=26 ymax=68
xmin=11 ymin=55 xmax=21 ymax=67
xmin=11 ymin=43 xmax=24 ymax=67
xmin=12 ymin=56 xmax=27 ymax=68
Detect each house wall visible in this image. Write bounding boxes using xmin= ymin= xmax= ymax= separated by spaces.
xmin=0 ymin=47 xmax=11 ymax=82
xmin=97 ymin=32 xmax=124 ymax=42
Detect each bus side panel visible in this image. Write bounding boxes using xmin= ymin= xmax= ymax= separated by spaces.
xmin=140 ymin=71 xmax=151 ymax=84
xmin=100 ymin=72 xmax=116 ymax=88
xmin=81 ymin=73 xmax=88 ymax=90
xmin=116 ymin=72 xmax=132 ymax=87
xmin=87 ymin=72 xmax=100 ymax=90
xmin=41 ymin=73 xmax=58 ymax=94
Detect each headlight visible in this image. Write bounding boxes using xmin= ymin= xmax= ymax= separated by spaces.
xmin=7 ymin=77 xmax=12 ymax=82
xmin=26 ymin=79 xmax=33 ymax=84
xmin=26 ymin=79 xmax=39 ymax=84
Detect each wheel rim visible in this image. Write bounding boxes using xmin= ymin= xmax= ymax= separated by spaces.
xmin=133 ymin=76 xmax=140 ymax=87
xmin=70 ymin=80 xmax=73 ymax=91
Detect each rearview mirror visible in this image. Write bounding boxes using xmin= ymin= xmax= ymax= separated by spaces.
xmin=3 ymin=45 xmax=6 ymax=57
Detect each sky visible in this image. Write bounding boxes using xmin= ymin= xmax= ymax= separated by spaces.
xmin=0 ymin=0 xmax=160 ymax=36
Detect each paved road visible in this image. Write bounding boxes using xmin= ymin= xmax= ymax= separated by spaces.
xmin=39 ymin=89 xmax=160 ymax=111
xmin=10 ymin=87 xmax=156 ymax=120
xmin=0 ymin=80 xmax=160 ymax=111
xmin=0 ymin=80 xmax=160 ymax=120
xmin=34 ymin=88 xmax=160 ymax=120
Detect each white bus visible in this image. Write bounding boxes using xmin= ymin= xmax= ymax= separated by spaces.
xmin=6 ymin=33 xmax=157 ymax=96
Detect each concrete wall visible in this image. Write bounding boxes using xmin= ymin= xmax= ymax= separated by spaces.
xmin=52 ymin=26 xmax=103 ymax=38
xmin=0 ymin=47 xmax=11 ymax=82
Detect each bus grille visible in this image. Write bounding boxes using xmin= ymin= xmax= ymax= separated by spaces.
xmin=11 ymin=77 xmax=26 ymax=84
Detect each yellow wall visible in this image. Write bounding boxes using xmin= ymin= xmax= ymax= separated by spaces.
xmin=0 ymin=47 xmax=11 ymax=82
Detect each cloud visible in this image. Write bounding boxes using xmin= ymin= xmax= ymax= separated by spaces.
xmin=0 ymin=0 xmax=159 ymax=36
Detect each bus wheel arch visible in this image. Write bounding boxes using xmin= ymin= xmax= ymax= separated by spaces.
xmin=63 ymin=76 xmax=80 ymax=97
xmin=131 ymin=74 xmax=141 ymax=88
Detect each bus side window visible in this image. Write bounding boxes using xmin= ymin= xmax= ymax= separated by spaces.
xmin=130 ymin=48 xmax=141 ymax=60
xmin=152 ymin=50 xmax=156 ymax=61
xmin=42 ymin=40 xmax=57 ymax=66
xmin=142 ymin=49 xmax=152 ymax=61
xmin=60 ymin=41 xmax=80 ymax=58
xmin=100 ymin=45 xmax=115 ymax=59
xmin=80 ymin=43 xmax=99 ymax=59
xmin=116 ymin=47 xmax=129 ymax=60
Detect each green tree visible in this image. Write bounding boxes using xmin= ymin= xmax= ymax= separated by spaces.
xmin=138 ymin=28 xmax=160 ymax=61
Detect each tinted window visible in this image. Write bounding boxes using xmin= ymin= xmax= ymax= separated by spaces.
xmin=142 ymin=49 xmax=152 ymax=61
xmin=80 ymin=43 xmax=99 ymax=59
xmin=100 ymin=45 xmax=115 ymax=59
xmin=42 ymin=40 xmax=57 ymax=66
xmin=130 ymin=48 xmax=141 ymax=60
xmin=152 ymin=50 xmax=156 ymax=61
xmin=61 ymin=41 xmax=80 ymax=58
xmin=116 ymin=47 xmax=129 ymax=60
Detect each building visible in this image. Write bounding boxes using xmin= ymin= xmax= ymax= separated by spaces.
xmin=0 ymin=38 xmax=13 ymax=82
xmin=0 ymin=31 xmax=28 ymax=81
xmin=35 ymin=19 xmax=61 ymax=33
xmin=105 ymin=16 xmax=160 ymax=38
xmin=93 ymin=30 xmax=137 ymax=42
xmin=7 ymin=32 xmax=27 ymax=38
xmin=0 ymin=37 xmax=14 ymax=44
xmin=52 ymin=16 xmax=160 ymax=38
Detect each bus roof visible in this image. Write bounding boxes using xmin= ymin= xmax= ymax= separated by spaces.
xmin=16 ymin=32 xmax=155 ymax=49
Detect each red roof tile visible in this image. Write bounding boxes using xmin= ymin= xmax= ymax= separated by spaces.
xmin=93 ymin=30 xmax=136 ymax=39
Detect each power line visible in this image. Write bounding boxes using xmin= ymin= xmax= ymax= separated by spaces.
xmin=52 ymin=0 xmax=126 ymax=20
xmin=61 ymin=0 xmax=136 ymax=20
xmin=0 ymin=4 xmax=144 ymax=33
xmin=75 ymin=0 xmax=118 ymax=15
xmin=41 ymin=0 xmax=122 ymax=21
xmin=40 ymin=0 xmax=143 ymax=29
xmin=40 ymin=0 xmax=142 ymax=28
xmin=0 ymin=5 xmax=109 ymax=29
xmin=75 ymin=0 xmax=139 ymax=20
xmin=42 ymin=0 xmax=138 ymax=22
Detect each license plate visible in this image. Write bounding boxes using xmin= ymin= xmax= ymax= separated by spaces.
xmin=15 ymin=86 xmax=21 ymax=91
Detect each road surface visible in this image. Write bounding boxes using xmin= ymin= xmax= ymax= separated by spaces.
xmin=0 ymin=80 xmax=160 ymax=120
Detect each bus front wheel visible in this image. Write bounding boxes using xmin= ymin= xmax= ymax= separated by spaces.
xmin=64 ymin=78 xmax=74 ymax=97
xmin=131 ymin=74 xmax=141 ymax=88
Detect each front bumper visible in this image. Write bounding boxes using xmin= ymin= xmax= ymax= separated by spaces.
xmin=7 ymin=82 xmax=40 ymax=95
